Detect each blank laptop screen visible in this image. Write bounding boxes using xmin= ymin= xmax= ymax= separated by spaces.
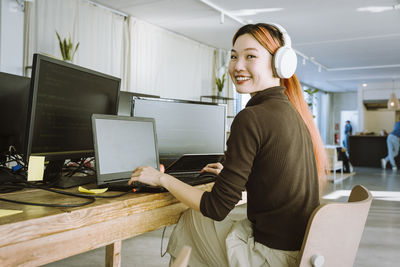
xmin=92 ymin=115 xmax=159 ymax=184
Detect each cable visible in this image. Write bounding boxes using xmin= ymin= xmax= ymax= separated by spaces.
xmin=0 ymin=195 xmax=95 ymax=207
xmin=160 ymin=226 xmax=168 ymax=257
xmin=92 ymin=191 xmax=130 ymax=198
xmin=0 ymin=167 xmax=96 ymax=207
xmin=0 ymin=159 xmax=131 ymax=206
xmin=0 ymin=184 xmax=25 ymax=194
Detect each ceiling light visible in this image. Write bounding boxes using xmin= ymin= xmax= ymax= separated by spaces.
xmin=387 ymin=93 xmax=399 ymax=110
xmin=388 ymin=80 xmax=399 ymax=110
xmin=230 ymin=8 xmax=283 ymax=17
xmin=357 ymin=6 xmax=396 ymax=13
xmin=362 ymin=83 xmax=367 ymax=87
xmin=220 ymin=12 xmax=224 ymax=24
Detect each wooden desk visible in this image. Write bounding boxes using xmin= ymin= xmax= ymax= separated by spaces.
xmin=0 ymin=183 xmax=213 ymax=267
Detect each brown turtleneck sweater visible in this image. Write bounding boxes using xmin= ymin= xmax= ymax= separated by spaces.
xmin=200 ymin=86 xmax=319 ymax=251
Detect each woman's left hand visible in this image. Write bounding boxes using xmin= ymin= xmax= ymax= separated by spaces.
xmin=129 ymin=166 xmax=165 ymax=187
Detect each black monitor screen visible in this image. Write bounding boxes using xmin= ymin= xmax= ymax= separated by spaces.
xmin=0 ymin=72 xmax=31 ymax=153
xmin=26 ymin=54 xmax=120 ymax=161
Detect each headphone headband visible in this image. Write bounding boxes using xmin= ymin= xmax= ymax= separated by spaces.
xmin=266 ymin=23 xmax=297 ymax=79
xmin=268 ymin=23 xmax=292 ymax=48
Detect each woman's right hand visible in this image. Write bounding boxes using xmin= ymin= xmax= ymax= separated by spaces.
xmin=201 ymin=162 xmax=223 ymax=175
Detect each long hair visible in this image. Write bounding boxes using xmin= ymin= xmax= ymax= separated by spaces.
xmin=232 ymin=23 xmax=328 ymax=189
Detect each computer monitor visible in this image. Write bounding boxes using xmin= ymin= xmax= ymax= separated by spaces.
xmin=132 ymin=98 xmax=226 ymax=165
xmin=117 ymin=91 xmax=160 ymax=116
xmin=0 ymin=72 xmax=31 ymax=154
xmin=25 ymin=54 xmax=120 ymax=186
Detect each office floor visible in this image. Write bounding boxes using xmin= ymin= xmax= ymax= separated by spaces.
xmin=44 ymin=167 xmax=400 ymax=267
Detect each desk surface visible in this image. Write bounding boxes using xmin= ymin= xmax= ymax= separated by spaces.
xmin=0 ymin=183 xmax=213 ymax=266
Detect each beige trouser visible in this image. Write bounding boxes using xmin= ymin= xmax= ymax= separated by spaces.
xmin=166 ymin=205 xmax=299 ymax=267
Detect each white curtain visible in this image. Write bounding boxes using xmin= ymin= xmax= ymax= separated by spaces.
xmin=23 ymin=0 xmax=125 ymax=81
xmin=23 ymin=1 xmax=216 ymax=101
xmin=128 ymin=19 xmax=215 ymax=101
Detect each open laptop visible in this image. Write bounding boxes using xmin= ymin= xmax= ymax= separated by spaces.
xmin=165 ymin=153 xmax=224 ymax=181
xmin=92 ymin=114 xmax=221 ymax=192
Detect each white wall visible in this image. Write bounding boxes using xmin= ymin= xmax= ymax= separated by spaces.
xmin=330 ymin=92 xmax=357 ymax=144
xmin=364 ymin=110 xmax=395 ymax=133
xmin=0 ymin=0 xmax=24 ymax=75
xmin=316 ymin=91 xmax=330 ymax=144
xmin=358 ymin=81 xmax=400 ymax=132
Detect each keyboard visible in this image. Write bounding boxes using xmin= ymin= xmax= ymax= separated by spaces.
xmin=104 ymin=172 xmax=217 ymax=192
xmin=172 ymin=172 xmax=217 ymax=186
xmin=105 ymin=180 xmax=165 ymax=192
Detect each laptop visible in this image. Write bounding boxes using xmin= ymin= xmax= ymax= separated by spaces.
xmin=165 ymin=153 xmax=224 ymax=182
xmin=91 ymin=114 xmax=222 ymax=192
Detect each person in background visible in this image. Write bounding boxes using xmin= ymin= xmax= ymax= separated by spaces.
xmin=381 ymin=121 xmax=400 ymax=171
xmin=342 ymin=120 xmax=352 ymax=153
xmin=129 ymin=23 xmax=328 ymax=267
xmin=337 ymin=147 xmax=353 ymax=173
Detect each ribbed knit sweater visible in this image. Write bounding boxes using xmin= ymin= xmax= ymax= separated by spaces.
xmin=200 ymin=86 xmax=319 ymax=251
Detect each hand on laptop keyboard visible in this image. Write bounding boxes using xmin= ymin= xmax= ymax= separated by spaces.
xmin=201 ymin=162 xmax=223 ymax=176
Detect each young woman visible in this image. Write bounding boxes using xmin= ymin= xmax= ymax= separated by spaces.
xmin=129 ymin=23 xmax=327 ymax=267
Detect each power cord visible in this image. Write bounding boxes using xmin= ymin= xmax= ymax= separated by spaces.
xmin=160 ymin=226 xmax=169 ymax=257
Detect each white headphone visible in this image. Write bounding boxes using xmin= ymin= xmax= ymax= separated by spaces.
xmin=268 ymin=23 xmax=297 ymax=79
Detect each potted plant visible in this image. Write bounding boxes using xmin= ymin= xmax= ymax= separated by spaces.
xmin=304 ymin=87 xmax=319 ymax=117
xmin=216 ymin=73 xmax=226 ymax=98
xmin=56 ymin=31 xmax=79 ymax=62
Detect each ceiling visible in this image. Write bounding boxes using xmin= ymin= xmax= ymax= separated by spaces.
xmin=92 ymin=0 xmax=400 ymax=93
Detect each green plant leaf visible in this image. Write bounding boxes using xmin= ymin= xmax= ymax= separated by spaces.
xmin=72 ymin=42 xmax=80 ymax=61
xmin=63 ymin=39 xmax=68 ymax=60
xmin=56 ymin=31 xmax=66 ymax=60
xmin=216 ymin=73 xmax=226 ymax=92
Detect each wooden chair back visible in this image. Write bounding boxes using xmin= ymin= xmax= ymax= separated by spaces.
xmin=298 ymin=185 xmax=372 ymax=267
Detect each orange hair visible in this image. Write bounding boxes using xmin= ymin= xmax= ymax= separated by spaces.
xmin=232 ymin=24 xmax=328 ymax=189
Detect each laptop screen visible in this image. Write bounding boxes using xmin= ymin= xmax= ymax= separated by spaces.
xmin=92 ymin=115 xmax=159 ymax=185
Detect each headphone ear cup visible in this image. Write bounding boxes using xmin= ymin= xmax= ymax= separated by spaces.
xmin=274 ymin=47 xmax=297 ymax=79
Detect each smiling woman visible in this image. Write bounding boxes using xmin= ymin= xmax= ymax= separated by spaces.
xmin=130 ymin=23 xmax=330 ymax=267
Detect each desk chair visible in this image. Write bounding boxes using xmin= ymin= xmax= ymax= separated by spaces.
xmin=171 ymin=245 xmax=191 ymax=267
xmin=325 ymin=147 xmax=343 ymax=183
xmin=298 ymin=185 xmax=372 ymax=267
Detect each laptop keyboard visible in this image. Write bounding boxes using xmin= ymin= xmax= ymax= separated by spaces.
xmin=172 ymin=172 xmax=217 ymax=185
xmin=105 ymin=172 xmax=216 ymax=192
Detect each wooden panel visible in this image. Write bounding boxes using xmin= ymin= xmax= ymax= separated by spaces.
xmin=0 ymin=183 xmax=214 ymax=266
xmin=0 ymin=202 xmax=189 ymax=266
xmin=106 ymin=240 xmax=121 ymax=267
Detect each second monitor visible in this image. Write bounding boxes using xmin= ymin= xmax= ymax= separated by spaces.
xmin=25 ymin=53 xmax=121 ymax=186
xmin=132 ymin=98 xmax=226 ymax=165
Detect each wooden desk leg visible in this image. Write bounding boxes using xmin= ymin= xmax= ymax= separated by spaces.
xmin=106 ymin=240 xmax=122 ymax=267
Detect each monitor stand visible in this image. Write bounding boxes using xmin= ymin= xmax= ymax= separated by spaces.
xmin=44 ymin=160 xmax=96 ymax=189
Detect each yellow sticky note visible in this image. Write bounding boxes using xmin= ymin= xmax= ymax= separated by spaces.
xmin=0 ymin=209 xmax=23 ymax=218
xmin=27 ymin=156 xmax=45 ymax=181
xmin=78 ymin=186 xmax=108 ymax=194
